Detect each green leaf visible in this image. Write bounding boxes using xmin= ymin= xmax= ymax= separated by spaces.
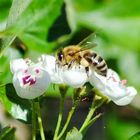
xmin=129 ymin=132 xmax=140 ymax=140
xmin=0 ymin=85 xmax=12 ymax=112
xmin=1 ymin=0 xmax=64 ymax=54
xmin=65 ymin=127 xmax=83 ymax=140
xmin=5 ymin=84 xmax=31 ymax=109
xmin=0 ymin=1 xmax=11 ymax=30
xmin=6 ymin=0 xmax=32 ymax=28
xmin=0 ymin=47 xmax=21 ymax=84
xmin=1 ymin=0 xmax=32 ymax=55
xmin=5 ymin=84 xmax=31 ymax=122
xmin=21 ymin=0 xmax=64 ymax=52
xmin=0 ymin=126 xmax=16 ymax=140
xmin=10 ymin=104 xmax=29 ymax=122
xmin=19 ymin=33 xmax=48 ymax=53
xmin=0 ymin=84 xmax=31 ymax=123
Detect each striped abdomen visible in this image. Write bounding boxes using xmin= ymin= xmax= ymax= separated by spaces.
xmin=84 ymin=52 xmax=108 ymax=76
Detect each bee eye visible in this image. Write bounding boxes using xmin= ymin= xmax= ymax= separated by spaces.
xmin=58 ymin=52 xmax=63 ymax=61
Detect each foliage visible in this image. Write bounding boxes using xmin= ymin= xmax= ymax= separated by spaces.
xmin=129 ymin=132 xmax=140 ymax=140
xmin=0 ymin=126 xmax=16 ymax=140
xmin=0 ymin=0 xmax=140 ymax=140
xmin=105 ymin=110 xmax=140 ymax=140
xmin=65 ymin=127 xmax=83 ymax=140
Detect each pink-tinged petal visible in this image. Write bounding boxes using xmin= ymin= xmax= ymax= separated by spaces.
xmin=107 ymin=69 xmax=120 ymax=82
xmin=10 ymin=59 xmax=28 ymax=74
xmin=89 ymin=69 xmax=137 ymax=106
xmin=13 ymin=67 xmax=51 ymax=99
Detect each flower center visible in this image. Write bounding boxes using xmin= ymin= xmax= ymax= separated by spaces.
xmin=22 ymin=75 xmax=36 ymax=86
xmin=35 ymin=69 xmax=40 ymax=73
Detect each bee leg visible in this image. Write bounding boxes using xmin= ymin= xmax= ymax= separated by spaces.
xmin=85 ymin=67 xmax=89 ymax=77
xmin=63 ymin=63 xmax=68 ymax=67
xmin=68 ymin=63 xmax=72 ymax=69
xmin=68 ymin=60 xmax=75 ymax=69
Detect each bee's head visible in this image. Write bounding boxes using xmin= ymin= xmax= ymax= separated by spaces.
xmin=57 ymin=50 xmax=64 ymax=62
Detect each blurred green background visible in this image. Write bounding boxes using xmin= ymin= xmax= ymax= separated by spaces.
xmin=0 ymin=0 xmax=140 ymax=140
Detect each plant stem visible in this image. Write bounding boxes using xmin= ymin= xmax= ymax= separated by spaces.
xmin=53 ymin=97 xmax=65 ymax=140
xmin=57 ymin=101 xmax=79 ymax=139
xmin=79 ymin=101 xmax=96 ymax=133
xmin=0 ymin=127 xmax=15 ymax=139
xmin=36 ymin=100 xmax=46 ymax=140
xmin=79 ymin=97 xmax=105 ymax=134
xmin=31 ymin=100 xmax=36 ymax=140
xmin=82 ymin=113 xmax=102 ymax=132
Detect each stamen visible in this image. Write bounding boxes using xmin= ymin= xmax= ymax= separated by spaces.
xmin=24 ymin=69 xmax=28 ymax=73
xmin=22 ymin=75 xmax=36 ymax=86
xmin=25 ymin=59 xmax=31 ymax=65
xmin=35 ymin=69 xmax=40 ymax=73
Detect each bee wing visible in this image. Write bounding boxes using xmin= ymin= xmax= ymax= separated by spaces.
xmin=77 ymin=33 xmax=97 ymax=51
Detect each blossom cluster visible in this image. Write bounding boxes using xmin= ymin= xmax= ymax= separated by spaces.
xmin=10 ymin=55 xmax=137 ymax=106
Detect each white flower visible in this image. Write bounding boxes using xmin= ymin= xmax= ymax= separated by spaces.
xmin=10 ymin=59 xmax=51 ymax=99
xmin=38 ymin=55 xmax=88 ymax=88
xmin=10 ymin=58 xmax=29 ymax=74
xmin=38 ymin=55 xmax=63 ymax=84
xmin=89 ymin=69 xmax=137 ymax=106
xmin=60 ymin=65 xmax=88 ymax=88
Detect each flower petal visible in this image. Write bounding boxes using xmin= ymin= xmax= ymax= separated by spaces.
xmin=113 ymin=87 xmax=137 ymax=106
xmin=38 ymin=54 xmax=89 ymax=87
xmin=38 ymin=55 xmax=63 ymax=84
xmin=61 ymin=66 xmax=88 ymax=88
xmin=10 ymin=58 xmax=28 ymax=74
xmin=89 ymin=69 xmax=137 ymax=106
xmin=13 ymin=66 xmax=51 ymax=99
xmin=107 ymin=69 xmax=120 ymax=82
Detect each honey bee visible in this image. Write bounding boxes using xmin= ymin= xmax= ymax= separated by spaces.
xmin=56 ymin=33 xmax=108 ymax=76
